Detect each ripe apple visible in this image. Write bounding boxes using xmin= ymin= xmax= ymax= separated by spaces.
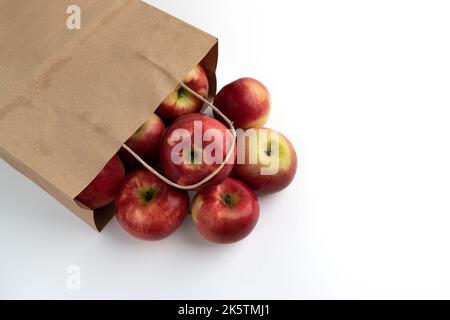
xmin=76 ymin=154 xmax=125 ymax=210
xmin=115 ymin=169 xmax=189 ymax=241
xmin=233 ymin=128 xmax=297 ymax=194
xmin=214 ymin=78 xmax=271 ymax=129
xmin=159 ymin=113 xmax=235 ymax=190
xmin=119 ymin=113 xmax=165 ymax=170
xmin=156 ymin=65 xmax=209 ymax=124
xmin=191 ymin=178 xmax=260 ymax=244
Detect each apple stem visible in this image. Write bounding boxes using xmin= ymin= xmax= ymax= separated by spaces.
xmin=139 ymin=189 xmax=157 ymax=204
xmin=144 ymin=191 xmax=153 ymax=202
xmin=177 ymin=87 xmax=185 ymax=98
xmin=223 ymin=194 xmax=233 ymax=207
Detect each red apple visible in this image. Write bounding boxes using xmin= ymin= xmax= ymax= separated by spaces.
xmin=119 ymin=113 xmax=165 ymax=170
xmin=191 ymin=178 xmax=260 ymax=244
xmin=76 ymin=155 xmax=125 ymax=210
xmin=115 ymin=169 xmax=189 ymax=241
xmin=159 ymin=113 xmax=235 ymax=190
xmin=156 ymin=65 xmax=209 ymax=124
xmin=233 ymin=128 xmax=297 ymax=194
xmin=214 ymin=78 xmax=271 ymax=129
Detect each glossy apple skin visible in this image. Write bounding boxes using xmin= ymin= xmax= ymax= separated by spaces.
xmin=233 ymin=128 xmax=297 ymax=194
xmin=214 ymin=78 xmax=271 ymax=129
xmin=76 ymin=155 xmax=125 ymax=210
xmin=156 ymin=65 xmax=209 ymax=124
xmin=192 ymin=178 xmax=260 ymax=244
xmin=115 ymin=169 xmax=189 ymax=241
xmin=119 ymin=113 xmax=165 ymax=170
xmin=159 ymin=113 xmax=235 ymax=190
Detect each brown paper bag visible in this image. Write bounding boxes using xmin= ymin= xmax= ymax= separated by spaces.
xmin=0 ymin=0 xmax=218 ymax=231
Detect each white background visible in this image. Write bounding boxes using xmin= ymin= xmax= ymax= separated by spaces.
xmin=1 ymin=0 xmax=450 ymax=299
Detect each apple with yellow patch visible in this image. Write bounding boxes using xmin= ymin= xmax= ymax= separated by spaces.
xmin=191 ymin=178 xmax=260 ymax=244
xmin=234 ymin=128 xmax=297 ymax=194
xmin=214 ymin=78 xmax=271 ymax=129
xmin=115 ymin=169 xmax=189 ymax=241
xmin=156 ymin=65 xmax=209 ymax=124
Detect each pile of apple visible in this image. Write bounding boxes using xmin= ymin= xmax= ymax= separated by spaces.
xmin=76 ymin=65 xmax=297 ymax=244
